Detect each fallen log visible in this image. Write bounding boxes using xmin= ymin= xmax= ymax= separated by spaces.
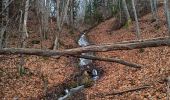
xmin=82 ymin=37 xmax=170 ymax=52
xmin=0 ymin=37 xmax=169 ymax=68
xmin=0 ymin=37 xmax=169 ymax=56
xmin=73 ymin=55 xmax=142 ymax=68
xmin=0 ymin=48 xmax=142 ymax=68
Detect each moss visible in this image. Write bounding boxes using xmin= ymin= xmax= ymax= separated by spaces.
xmin=80 ymin=71 xmax=94 ymax=88
xmin=67 ymin=80 xmax=79 ymax=89
xmin=82 ymin=78 xmax=94 ymax=88
xmin=124 ymin=19 xmax=132 ymax=28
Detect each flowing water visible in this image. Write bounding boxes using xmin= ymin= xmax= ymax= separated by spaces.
xmin=58 ymin=32 xmax=100 ymax=100
xmin=78 ymin=32 xmax=99 ymax=81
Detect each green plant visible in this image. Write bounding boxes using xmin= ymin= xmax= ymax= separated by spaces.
xmin=17 ymin=65 xmax=26 ymax=76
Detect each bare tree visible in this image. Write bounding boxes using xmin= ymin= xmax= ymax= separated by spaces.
xmin=164 ymin=0 xmax=170 ymax=36
xmin=53 ymin=0 xmax=71 ymax=50
xmin=0 ymin=0 xmax=11 ymax=49
xmin=150 ymin=0 xmax=159 ymax=24
xmin=122 ymin=0 xmax=131 ymax=26
xmin=19 ymin=0 xmax=30 ymax=76
xmin=22 ymin=0 xmax=29 ymax=38
xmin=132 ymin=0 xmax=141 ymax=40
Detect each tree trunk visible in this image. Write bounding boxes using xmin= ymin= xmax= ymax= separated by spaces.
xmin=22 ymin=0 xmax=29 ymax=38
xmin=0 ymin=37 xmax=169 ymax=56
xmin=164 ymin=0 xmax=170 ymax=36
xmin=53 ymin=0 xmax=61 ymax=50
xmin=150 ymin=0 xmax=159 ymax=24
xmin=0 ymin=37 xmax=169 ymax=67
xmin=122 ymin=0 xmax=131 ymax=25
xmin=132 ymin=0 xmax=141 ymax=39
xmin=53 ymin=0 xmax=71 ymax=50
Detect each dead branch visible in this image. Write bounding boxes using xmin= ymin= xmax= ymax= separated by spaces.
xmin=0 ymin=0 xmax=14 ymax=15
xmin=0 ymin=37 xmax=169 ymax=56
xmin=0 ymin=37 xmax=169 ymax=68
xmin=106 ymin=85 xmax=151 ymax=96
xmin=91 ymin=85 xmax=151 ymax=98
xmin=0 ymin=48 xmax=142 ymax=68
xmin=73 ymin=55 xmax=142 ymax=68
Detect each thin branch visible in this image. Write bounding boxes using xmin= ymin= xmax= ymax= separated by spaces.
xmin=0 ymin=0 xmax=14 ymax=15
xmin=73 ymin=55 xmax=142 ymax=68
xmin=106 ymin=85 xmax=151 ymax=96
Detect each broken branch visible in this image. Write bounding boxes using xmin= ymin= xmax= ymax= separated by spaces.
xmin=106 ymin=85 xmax=151 ymax=96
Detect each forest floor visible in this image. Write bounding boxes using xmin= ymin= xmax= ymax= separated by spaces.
xmin=0 ymin=6 xmax=170 ymax=100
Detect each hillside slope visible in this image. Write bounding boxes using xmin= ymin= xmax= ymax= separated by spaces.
xmin=85 ymin=6 xmax=170 ymax=100
xmin=0 ymin=6 xmax=170 ymax=100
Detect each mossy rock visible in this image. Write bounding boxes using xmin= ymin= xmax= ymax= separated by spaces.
xmin=80 ymin=71 xmax=94 ymax=88
xmin=81 ymin=78 xmax=94 ymax=88
xmin=67 ymin=80 xmax=79 ymax=89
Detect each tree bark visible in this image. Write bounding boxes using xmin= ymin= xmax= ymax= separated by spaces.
xmin=23 ymin=0 xmax=29 ymax=38
xmin=0 ymin=37 xmax=169 ymax=67
xmin=0 ymin=37 xmax=169 ymax=56
xmin=122 ymin=0 xmax=131 ymax=23
xmin=132 ymin=0 xmax=141 ymax=39
xmin=150 ymin=0 xmax=158 ymax=23
xmin=0 ymin=47 xmax=142 ymax=68
xmin=73 ymin=55 xmax=142 ymax=68
xmin=53 ymin=0 xmax=71 ymax=50
xmin=164 ymin=0 xmax=170 ymax=36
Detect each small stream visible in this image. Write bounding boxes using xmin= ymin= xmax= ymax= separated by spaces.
xmin=78 ymin=32 xmax=99 ymax=81
xmin=58 ymin=32 xmax=100 ymax=100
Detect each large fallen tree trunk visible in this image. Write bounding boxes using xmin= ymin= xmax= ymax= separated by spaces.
xmin=0 ymin=48 xmax=142 ymax=68
xmin=0 ymin=37 xmax=169 ymax=68
xmin=0 ymin=37 xmax=169 ymax=56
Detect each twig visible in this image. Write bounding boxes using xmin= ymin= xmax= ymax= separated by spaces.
xmin=0 ymin=0 xmax=14 ymax=15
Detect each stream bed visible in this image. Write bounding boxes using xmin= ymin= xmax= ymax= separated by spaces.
xmin=44 ymin=32 xmax=101 ymax=100
xmin=58 ymin=32 xmax=100 ymax=100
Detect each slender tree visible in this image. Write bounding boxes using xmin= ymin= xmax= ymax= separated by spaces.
xmin=122 ymin=0 xmax=131 ymax=26
xmin=164 ymin=0 xmax=170 ymax=37
xmin=53 ymin=0 xmax=71 ymax=50
xmin=150 ymin=0 xmax=159 ymax=24
xmin=19 ymin=0 xmax=30 ymax=76
xmin=132 ymin=0 xmax=141 ymax=40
